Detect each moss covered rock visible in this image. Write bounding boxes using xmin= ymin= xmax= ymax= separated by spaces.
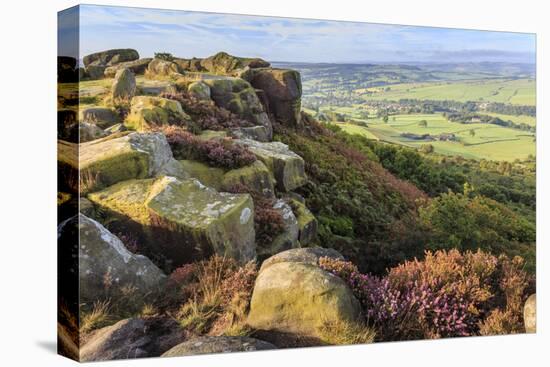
xmin=162 ymin=336 xmax=275 ymax=357
xmin=125 ymin=96 xmax=190 ymax=131
xmin=78 ymin=132 xmax=174 ymax=192
xmin=245 ymin=68 xmax=302 ymax=126
xmin=178 ymin=160 xmax=225 ymax=189
xmin=187 ymin=81 xmax=211 ymax=100
xmin=88 ymin=176 xmax=256 ymax=267
xmin=104 ymin=58 xmax=152 ymax=78
xmin=200 ymin=52 xmax=270 ymax=75
xmin=58 ymin=215 xmax=166 ymax=305
xmin=247 ymin=262 xmax=361 ymax=338
xmin=83 ymin=48 xmax=139 ymax=68
xmin=260 ymin=247 xmax=344 ymax=272
xmin=146 ymin=58 xmax=182 ymax=79
xmin=236 ymin=139 xmax=307 ymax=192
xmin=111 ymin=68 xmax=136 ymax=102
xmin=524 ymin=294 xmax=536 ymax=333
xmin=80 ymin=107 xmax=119 ymax=129
xmin=173 ymin=57 xmax=204 ymax=72
xmin=79 ymin=122 xmax=108 ymax=142
xmin=291 ymin=200 xmax=318 ymax=245
xmin=203 ymin=77 xmax=272 ymax=136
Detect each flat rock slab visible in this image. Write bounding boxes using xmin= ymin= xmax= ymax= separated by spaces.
xmin=57 ymin=215 xmax=165 ymax=305
xmin=162 ymin=336 xmax=275 ymax=357
xmin=81 ymin=317 xmax=185 ymax=362
xmin=78 ymin=132 xmax=173 ymax=192
xmin=236 ymin=139 xmax=307 ymax=192
xmin=88 ymin=176 xmax=256 ymax=267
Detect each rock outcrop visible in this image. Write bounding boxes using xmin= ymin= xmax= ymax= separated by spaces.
xmin=291 ymin=200 xmax=318 ymax=245
xmin=236 ymin=139 xmax=307 ymax=192
xmin=146 ymin=58 xmax=182 ymax=79
xmin=124 ymin=96 xmax=190 ymax=131
xmin=247 ymin=260 xmax=362 ymax=339
xmin=83 ymin=49 xmax=140 ymax=68
xmin=245 ymin=68 xmax=302 ymax=126
xmin=58 ymin=215 xmax=166 ymax=305
xmin=162 ymin=336 xmax=275 ymax=357
xmin=524 ymin=294 xmax=536 ymax=333
xmin=111 ymin=68 xmax=136 ymax=102
xmin=200 ymin=52 xmax=270 ymax=75
xmin=83 ymin=49 xmax=139 ymax=80
xmin=81 ymin=317 xmax=185 ymax=361
xmin=104 ymin=58 xmax=152 ymax=78
xmin=187 ymin=81 xmax=211 ymax=100
xmin=203 ymin=77 xmax=272 ymax=137
xmin=88 ymin=176 xmax=256 ymax=267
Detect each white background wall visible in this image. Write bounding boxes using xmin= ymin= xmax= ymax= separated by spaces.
xmin=0 ymin=0 xmax=547 ymax=365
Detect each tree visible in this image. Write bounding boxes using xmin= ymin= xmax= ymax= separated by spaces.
xmin=383 ymin=115 xmax=389 ymax=124
xmin=420 ymin=144 xmax=434 ymax=154
xmin=469 ymin=129 xmax=476 ymax=137
xmin=418 ymin=120 xmax=428 ymax=127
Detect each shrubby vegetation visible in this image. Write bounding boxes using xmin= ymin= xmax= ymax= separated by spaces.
xmin=160 ymin=125 xmax=256 ymax=169
xmin=319 ymin=249 xmax=533 ymax=341
xmin=161 ymin=91 xmax=252 ymax=133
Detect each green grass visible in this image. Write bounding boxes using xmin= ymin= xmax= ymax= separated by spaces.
xmin=360 ymin=79 xmax=535 ymax=106
xmin=484 ymin=112 xmax=536 ymax=127
xmin=332 ymin=113 xmax=535 ymax=161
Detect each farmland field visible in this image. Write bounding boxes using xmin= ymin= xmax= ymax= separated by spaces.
xmin=360 ymin=78 xmax=535 ymax=106
xmin=336 ymin=113 xmax=536 ymax=161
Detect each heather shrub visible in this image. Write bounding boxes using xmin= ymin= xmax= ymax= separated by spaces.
xmin=175 ymin=256 xmax=258 ymax=336
xmin=319 ymin=249 xmax=531 ymax=341
xmin=160 ymin=125 xmax=256 ymax=169
xmin=160 ymin=91 xmax=252 ymax=131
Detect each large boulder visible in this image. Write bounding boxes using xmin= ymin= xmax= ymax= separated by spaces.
xmin=258 ymin=199 xmax=299 ymax=259
xmin=203 ymin=77 xmax=272 ymax=137
xmin=236 ymin=139 xmax=307 ymax=192
xmin=245 ymin=68 xmax=302 ymax=126
xmin=524 ymin=294 xmax=536 ymax=333
xmin=146 ymin=58 xmax=182 ymax=79
xmin=174 ymin=57 xmax=204 ymax=72
xmin=124 ymin=96 xmax=190 ymax=131
xmin=58 ymin=108 xmax=78 ymax=142
xmin=88 ymin=176 xmax=256 ymax=267
xmin=187 ymin=81 xmax=211 ymax=100
xmin=200 ymin=52 xmax=270 ymax=75
xmin=85 ymin=62 xmax=107 ymax=80
xmin=81 ymin=317 xmax=185 ymax=361
xmin=111 ymin=68 xmax=136 ymax=102
xmin=76 ymin=132 xmax=174 ymax=192
xmin=104 ymin=58 xmax=152 ymax=78
xmin=80 ymin=107 xmax=119 ymax=129
xmin=58 ymin=215 xmax=166 ymax=305
xmin=247 ymin=261 xmax=361 ymax=338
xmin=58 ymin=56 xmax=78 ymax=83
xmin=83 ymin=48 xmax=139 ymax=68
xmin=260 ymin=247 xmax=344 ymax=272
xmin=162 ymin=336 xmax=275 ymax=357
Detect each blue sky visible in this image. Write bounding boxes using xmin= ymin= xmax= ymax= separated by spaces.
xmin=61 ymin=4 xmax=536 ymax=64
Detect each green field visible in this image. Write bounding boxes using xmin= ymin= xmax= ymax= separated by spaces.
xmin=484 ymin=112 xmax=537 ymax=127
xmin=337 ymin=113 xmax=536 ymax=161
xmin=360 ymin=79 xmax=535 ymax=106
